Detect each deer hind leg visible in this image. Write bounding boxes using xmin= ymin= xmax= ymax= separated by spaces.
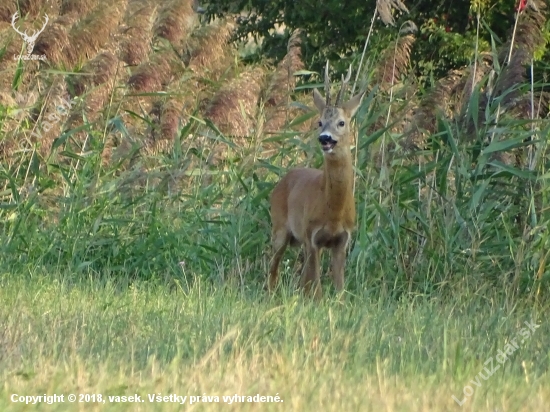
xmin=330 ymin=232 xmax=349 ymax=293
xmin=268 ymin=228 xmax=290 ymax=292
xmin=302 ymin=240 xmax=322 ymax=300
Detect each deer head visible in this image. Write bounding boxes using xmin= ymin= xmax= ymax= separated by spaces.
xmin=312 ymin=62 xmax=363 ymax=155
xmin=11 ymin=12 xmax=49 ymax=56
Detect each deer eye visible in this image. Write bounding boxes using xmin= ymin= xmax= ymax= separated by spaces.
xmin=338 ymin=121 xmax=345 ymax=127
xmin=318 ymin=121 xmax=322 ymax=127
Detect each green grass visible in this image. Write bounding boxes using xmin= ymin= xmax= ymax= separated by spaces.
xmin=0 ymin=270 xmax=548 ymax=411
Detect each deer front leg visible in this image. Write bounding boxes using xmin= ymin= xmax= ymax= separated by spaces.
xmin=330 ymin=232 xmax=349 ymax=292
xmin=302 ymin=240 xmax=321 ymax=299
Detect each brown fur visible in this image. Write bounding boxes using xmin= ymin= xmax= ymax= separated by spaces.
xmin=268 ymin=66 xmax=363 ymax=299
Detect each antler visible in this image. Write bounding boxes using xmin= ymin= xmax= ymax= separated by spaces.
xmin=335 ymin=64 xmax=352 ymax=107
xmin=10 ymin=12 xmax=48 ymax=41
xmin=11 ymin=12 xmax=28 ymax=38
xmin=324 ymin=60 xmax=331 ymax=106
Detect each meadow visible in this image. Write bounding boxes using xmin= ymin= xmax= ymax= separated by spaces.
xmin=0 ymin=271 xmax=548 ymax=411
xmin=1 ymin=0 xmax=550 ymax=410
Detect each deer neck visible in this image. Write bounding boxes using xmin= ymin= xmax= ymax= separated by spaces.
xmin=322 ymin=147 xmax=354 ymax=215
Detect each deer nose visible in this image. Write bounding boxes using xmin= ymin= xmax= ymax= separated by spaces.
xmin=318 ymin=134 xmax=333 ymax=144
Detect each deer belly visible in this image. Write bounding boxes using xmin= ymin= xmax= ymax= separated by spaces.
xmin=312 ymin=228 xmax=349 ymax=249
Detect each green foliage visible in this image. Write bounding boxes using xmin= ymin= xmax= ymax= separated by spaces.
xmin=206 ymin=0 xmax=543 ymax=81
xmin=414 ymin=17 xmax=489 ymax=82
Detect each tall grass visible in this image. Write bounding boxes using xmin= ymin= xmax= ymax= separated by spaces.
xmin=1 ymin=63 xmax=549 ymax=297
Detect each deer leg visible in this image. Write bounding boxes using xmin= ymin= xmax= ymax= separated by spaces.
xmin=330 ymin=232 xmax=349 ymax=293
xmin=268 ymin=229 xmax=290 ymax=292
xmin=302 ymin=241 xmax=322 ymax=299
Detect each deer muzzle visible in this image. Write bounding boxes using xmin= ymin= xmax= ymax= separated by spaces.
xmin=318 ymin=134 xmax=337 ymax=153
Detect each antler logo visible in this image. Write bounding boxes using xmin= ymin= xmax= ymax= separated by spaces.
xmin=11 ymin=12 xmax=48 ymax=61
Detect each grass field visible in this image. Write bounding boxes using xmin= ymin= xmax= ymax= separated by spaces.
xmin=1 ymin=270 xmax=548 ymax=411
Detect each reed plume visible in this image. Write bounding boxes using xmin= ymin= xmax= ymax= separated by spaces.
xmin=120 ymin=0 xmax=158 ymax=66
xmin=154 ymin=0 xmax=197 ymax=46
xmin=263 ymin=29 xmax=304 ymax=133
xmin=187 ymin=19 xmax=235 ymax=76
xmin=205 ymin=66 xmax=265 ymax=136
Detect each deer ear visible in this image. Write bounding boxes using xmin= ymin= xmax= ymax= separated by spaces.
xmin=313 ymin=88 xmax=326 ymax=112
xmin=342 ymin=91 xmax=364 ymax=118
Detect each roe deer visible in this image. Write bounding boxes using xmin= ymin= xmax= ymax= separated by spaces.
xmin=268 ymin=62 xmax=364 ymax=299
